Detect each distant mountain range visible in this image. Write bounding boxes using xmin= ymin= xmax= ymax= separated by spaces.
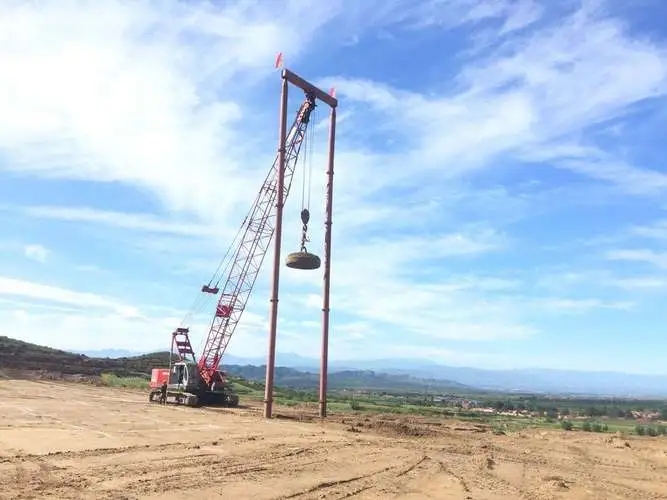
xmin=226 ymin=364 xmax=472 ymax=392
xmin=4 ymin=339 xmax=468 ymax=393
xmin=77 ymin=348 xmax=667 ymax=397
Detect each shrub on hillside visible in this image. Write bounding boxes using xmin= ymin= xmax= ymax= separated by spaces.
xmin=100 ymin=373 xmax=149 ymax=389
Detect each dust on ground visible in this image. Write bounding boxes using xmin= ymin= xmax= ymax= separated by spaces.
xmin=1 ymin=379 xmax=667 ymax=499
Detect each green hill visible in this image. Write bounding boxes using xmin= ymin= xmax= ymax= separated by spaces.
xmin=0 ymin=336 xmax=172 ymax=377
xmin=0 ymin=336 xmax=473 ymax=393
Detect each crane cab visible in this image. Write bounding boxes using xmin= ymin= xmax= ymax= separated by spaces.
xmin=168 ymin=361 xmax=203 ymax=393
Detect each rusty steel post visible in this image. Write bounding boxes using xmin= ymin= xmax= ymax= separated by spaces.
xmin=264 ymin=75 xmax=289 ymax=419
xmin=319 ymin=106 xmax=336 ymax=418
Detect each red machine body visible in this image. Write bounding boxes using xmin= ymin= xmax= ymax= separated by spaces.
xmin=150 ymin=368 xmax=170 ymax=389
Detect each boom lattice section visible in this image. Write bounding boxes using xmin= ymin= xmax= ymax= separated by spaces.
xmin=197 ymin=93 xmax=317 ymax=385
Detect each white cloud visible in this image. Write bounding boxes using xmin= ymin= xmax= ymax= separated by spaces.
xmin=556 ymin=158 xmax=667 ymax=196
xmin=12 ymin=205 xmax=212 ymax=237
xmin=1 ymin=0 xmax=666 ymax=365
xmin=533 ymin=297 xmax=634 ymax=313
xmin=354 ymin=0 xmax=544 ymax=33
xmin=606 ymin=249 xmax=667 ymax=269
xmin=0 ymin=309 xmax=174 ymax=354
xmin=534 ymin=265 xmax=667 ymax=295
xmin=320 ymin=3 xmax=667 ymax=193
xmin=0 ymin=276 xmax=140 ymax=318
xmin=629 ymin=219 xmax=667 ymax=241
xmin=609 ymin=277 xmax=667 ymax=291
xmin=23 ymin=244 xmax=50 ymax=264
xmin=0 ymin=0 xmax=344 ymax=222
xmin=282 ymin=227 xmax=534 ymax=343
xmin=597 ymin=218 xmax=667 ymax=285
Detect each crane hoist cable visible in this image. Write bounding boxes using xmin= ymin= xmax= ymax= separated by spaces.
xmin=177 ymin=220 xmax=245 ymax=329
xmin=299 ymin=108 xmax=315 ymax=216
xmin=295 ymin=105 xmax=317 ymax=254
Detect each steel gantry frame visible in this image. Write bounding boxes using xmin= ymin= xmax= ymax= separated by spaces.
xmin=264 ymin=68 xmax=338 ymax=419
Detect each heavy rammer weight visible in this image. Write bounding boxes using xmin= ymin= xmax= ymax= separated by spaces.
xmin=285 ymin=208 xmax=321 ymax=270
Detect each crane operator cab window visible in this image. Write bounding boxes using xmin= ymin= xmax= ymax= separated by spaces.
xmin=172 ymin=364 xmax=187 ymax=387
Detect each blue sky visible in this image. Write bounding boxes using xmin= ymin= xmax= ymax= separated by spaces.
xmin=1 ymin=0 xmax=667 ymax=374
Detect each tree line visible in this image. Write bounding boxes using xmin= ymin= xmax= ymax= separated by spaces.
xmin=482 ymin=398 xmax=667 ymax=420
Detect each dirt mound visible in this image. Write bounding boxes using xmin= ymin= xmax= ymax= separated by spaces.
xmin=605 ymin=431 xmax=631 ymax=449
xmin=542 ymin=474 xmax=571 ymax=490
xmin=350 ymin=418 xmax=437 ymax=438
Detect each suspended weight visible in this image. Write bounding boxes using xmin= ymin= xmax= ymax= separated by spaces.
xmin=285 ymin=251 xmax=321 ymax=270
xmin=285 ymin=207 xmax=320 ymax=270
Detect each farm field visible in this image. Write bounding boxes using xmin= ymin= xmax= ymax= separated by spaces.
xmin=2 ymin=379 xmax=667 ymax=499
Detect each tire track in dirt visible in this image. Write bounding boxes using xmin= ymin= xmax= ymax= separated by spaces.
xmin=4 ymin=440 xmax=360 ymax=499
xmin=285 ymin=464 xmax=411 ymax=498
xmin=116 ymin=443 xmax=391 ymax=498
xmin=278 ymin=463 xmax=400 ymax=499
xmin=446 ymin=436 xmax=667 ymax=500
xmin=278 ymin=455 xmax=474 ymax=500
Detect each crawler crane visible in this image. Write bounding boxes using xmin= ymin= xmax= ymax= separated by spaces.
xmin=149 ymin=91 xmax=318 ymax=407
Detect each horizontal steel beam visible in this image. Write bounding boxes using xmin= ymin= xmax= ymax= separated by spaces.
xmin=282 ymin=68 xmax=338 ymax=108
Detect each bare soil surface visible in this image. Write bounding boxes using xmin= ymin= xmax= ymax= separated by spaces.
xmin=2 ymin=379 xmax=667 ymax=499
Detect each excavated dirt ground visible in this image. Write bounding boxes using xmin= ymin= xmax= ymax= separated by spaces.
xmin=2 ymin=379 xmax=667 ymax=499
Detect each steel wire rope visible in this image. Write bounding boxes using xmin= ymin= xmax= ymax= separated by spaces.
xmin=186 ymin=220 xmax=249 ymax=360
xmin=298 ymin=106 xmax=317 ymax=213
xmin=299 ymin=128 xmax=308 ymax=212
xmin=178 ymin=218 xmax=247 ymax=329
xmin=306 ymin=108 xmax=316 ymax=211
